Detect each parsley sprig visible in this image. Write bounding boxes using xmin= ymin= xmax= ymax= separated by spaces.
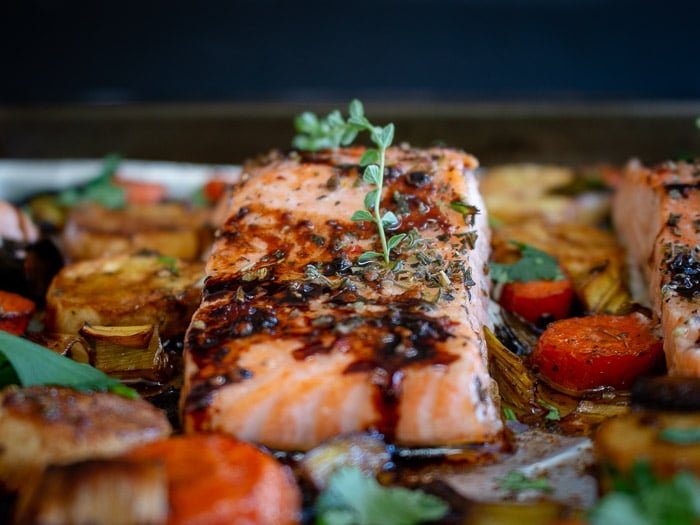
xmin=490 ymin=241 xmax=564 ymax=283
xmin=293 ymin=100 xmax=405 ymax=265
xmin=314 ymin=467 xmax=449 ymax=525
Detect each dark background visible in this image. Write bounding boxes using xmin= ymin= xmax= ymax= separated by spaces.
xmin=2 ymin=1 xmax=700 ymax=165
xmin=3 ymin=0 xmax=700 ymax=105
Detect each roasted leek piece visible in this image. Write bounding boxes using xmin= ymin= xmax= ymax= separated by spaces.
xmin=79 ymin=324 xmax=171 ymax=382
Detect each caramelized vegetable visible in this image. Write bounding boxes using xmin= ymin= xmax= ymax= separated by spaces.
xmin=595 ymin=411 xmax=700 ymax=481
xmin=127 ymin=433 xmax=302 ymax=525
xmin=15 ymin=458 xmax=169 ymax=525
xmin=499 ymin=277 xmax=574 ymax=324
xmin=114 ymin=177 xmax=168 ymax=205
xmin=0 ymin=291 xmax=35 ymax=336
xmin=79 ymin=324 xmax=172 ymax=382
xmin=531 ymin=313 xmax=664 ymax=395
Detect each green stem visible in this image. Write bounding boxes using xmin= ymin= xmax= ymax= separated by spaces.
xmin=374 ymin=144 xmax=390 ymax=264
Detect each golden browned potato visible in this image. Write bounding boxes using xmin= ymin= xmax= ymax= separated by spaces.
xmin=0 ymin=385 xmax=172 ymax=494
xmin=595 ymin=411 xmax=700 ymax=481
xmin=61 ymin=202 xmax=213 ymax=262
xmin=45 ymin=252 xmax=204 ymax=341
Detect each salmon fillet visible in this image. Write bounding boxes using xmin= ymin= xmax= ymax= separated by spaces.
xmin=181 ymin=146 xmax=503 ymax=450
xmin=612 ymin=159 xmax=700 ymax=376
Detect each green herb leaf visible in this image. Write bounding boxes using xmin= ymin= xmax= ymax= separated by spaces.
xmin=538 ymin=399 xmax=561 ymax=421
xmin=490 ymin=242 xmax=564 ymax=283
xmin=364 ymin=189 xmax=380 ymax=211
xmin=495 ymin=471 xmax=554 ymax=493
xmin=351 ymin=210 xmax=374 ymax=222
xmin=387 ymin=233 xmax=407 ymax=251
xmin=0 ymin=331 xmax=138 ymax=398
xmin=357 ymin=251 xmax=383 ymax=264
xmin=659 ymin=427 xmax=700 ymax=445
xmin=57 ymin=154 xmax=125 ymax=209
xmin=588 ymin=463 xmax=700 ymax=525
xmin=362 ymin=165 xmax=381 ymax=186
xmin=359 ymin=149 xmax=380 ymax=167
xmin=294 ymin=99 xmax=403 ymax=265
xmin=381 ymin=211 xmax=399 ymax=229
xmin=315 ymin=467 xmax=449 ymax=525
xmin=503 ymin=407 xmax=518 ymax=421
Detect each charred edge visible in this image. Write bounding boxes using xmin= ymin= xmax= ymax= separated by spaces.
xmin=663 ymin=183 xmax=700 ymax=198
xmin=327 ymin=307 xmax=458 ymax=441
xmin=665 ymin=247 xmax=700 ymax=300
xmin=184 ymin=368 xmax=253 ymax=421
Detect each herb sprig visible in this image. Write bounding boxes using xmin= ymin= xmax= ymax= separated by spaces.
xmin=490 ymin=241 xmax=564 ymax=283
xmin=314 ymin=466 xmax=449 ymax=525
xmin=0 ymin=331 xmax=137 ymax=398
xmin=293 ymin=100 xmax=405 ymax=265
xmin=57 ymin=154 xmax=125 ymax=209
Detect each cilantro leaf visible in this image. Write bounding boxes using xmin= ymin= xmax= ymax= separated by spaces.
xmin=490 ymin=241 xmax=564 ymax=283
xmin=315 ymin=467 xmax=449 ymax=525
xmin=0 ymin=331 xmax=137 ymax=398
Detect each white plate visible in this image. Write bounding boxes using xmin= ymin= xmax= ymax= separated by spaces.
xmin=0 ymin=159 xmax=242 ymax=202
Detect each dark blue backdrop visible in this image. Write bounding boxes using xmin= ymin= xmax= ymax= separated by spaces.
xmin=3 ymin=0 xmax=699 ymax=104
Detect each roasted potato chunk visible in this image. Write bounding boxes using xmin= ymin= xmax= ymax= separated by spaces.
xmin=45 ymin=252 xmax=204 ymax=341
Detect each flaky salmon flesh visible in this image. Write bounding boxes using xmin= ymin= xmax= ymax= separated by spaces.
xmin=181 ymin=146 xmax=503 ymax=451
xmin=613 ymin=160 xmax=700 ymax=376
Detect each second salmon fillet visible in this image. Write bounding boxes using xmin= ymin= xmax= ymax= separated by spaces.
xmin=613 ymin=159 xmax=700 ymax=376
xmin=181 ymin=146 xmax=503 ymax=450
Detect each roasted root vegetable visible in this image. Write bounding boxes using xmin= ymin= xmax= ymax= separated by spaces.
xmin=45 ymin=252 xmax=204 ymax=342
xmin=530 ymin=312 xmax=664 ymax=395
xmin=0 ymin=385 xmax=171 ymax=494
xmin=61 ymin=202 xmax=212 ymax=261
xmin=491 ymin=222 xmax=634 ymax=315
xmin=499 ymin=277 xmax=574 ymax=324
xmin=595 ymin=411 xmax=700 ymax=481
xmin=114 ymin=177 xmax=168 ymax=205
xmin=15 ymin=458 xmax=169 ymax=525
xmin=0 ymin=291 xmax=35 ymax=336
xmin=126 ymin=433 xmax=302 ymax=525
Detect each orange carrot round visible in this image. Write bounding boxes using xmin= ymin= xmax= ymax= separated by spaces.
xmin=0 ymin=290 xmax=35 ymax=335
xmin=114 ymin=178 xmax=168 ymax=205
xmin=499 ymin=277 xmax=574 ymax=324
xmin=531 ymin=312 xmax=664 ymax=394
xmin=127 ymin=433 xmax=302 ymax=525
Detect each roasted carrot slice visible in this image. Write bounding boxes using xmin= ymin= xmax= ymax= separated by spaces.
xmin=499 ymin=277 xmax=574 ymax=324
xmin=530 ymin=312 xmax=664 ymax=394
xmin=0 ymin=290 xmax=35 ymax=335
xmin=114 ymin=178 xmax=168 ymax=205
xmin=127 ymin=433 xmax=302 ymax=525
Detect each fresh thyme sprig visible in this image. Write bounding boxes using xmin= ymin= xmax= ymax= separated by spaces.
xmin=293 ymin=100 xmax=405 ymax=265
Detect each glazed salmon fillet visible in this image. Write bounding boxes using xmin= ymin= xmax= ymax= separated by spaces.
xmin=613 ymin=160 xmax=700 ymax=376
xmin=181 ymin=146 xmax=503 ymax=450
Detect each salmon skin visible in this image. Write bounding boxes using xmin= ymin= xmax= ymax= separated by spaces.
xmin=612 ymin=159 xmax=700 ymax=376
xmin=181 ymin=146 xmax=503 ymax=450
